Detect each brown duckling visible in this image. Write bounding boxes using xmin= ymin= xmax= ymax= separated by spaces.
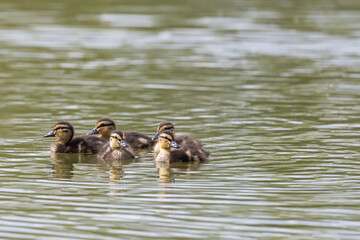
xmin=153 ymin=122 xmax=210 ymax=162
xmin=98 ymin=130 xmax=135 ymax=160
xmin=88 ymin=118 xmax=155 ymax=149
xmin=153 ymin=122 xmax=203 ymax=146
xmin=154 ymin=130 xmax=181 ymax=162
xmin=44 ymin=121 xmax=106 ymax=153
xmin=87 ymin=118 xmax=115 ymax=139
xmin=154 ymin=130 xmax=210 ymax=163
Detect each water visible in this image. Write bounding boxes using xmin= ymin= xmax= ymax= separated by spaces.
xmin=1 ymin=0 xmax=360 ymax=239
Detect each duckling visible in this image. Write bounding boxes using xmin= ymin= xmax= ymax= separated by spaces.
xmin=155 ymin=130 xmax=210 ymax=163
xmin=87 ymin=118 xmax=115 ymax=139
xmin=44 ymin=121 xmax=106 ymax=153
xmin=88 ymin=118 xmax=155 ymax=149
xmin=154 ymin=130 xmax=181 ymax=162
xmin=153 ymin=122 xmax=210 ymax=162
xmin=153 ymin=122 xmax=203 ymax=146
xmin=98 ymin=130 xmax=135 ymax=160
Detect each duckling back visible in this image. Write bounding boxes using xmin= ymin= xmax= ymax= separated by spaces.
xmin=51 ymin=135 xmax=106 ymax=154
xmin=125 ymin=131 xmax=155 ymax=149
xmin=175 ymin=135 xmax=204 ymax=148
xmin=99 ymin=145 xmax=135 ymax=161
xmin=170 ymin=138 xmax=210 ymax=163
xmin=83 ymin=135 xmax=107 ymax=153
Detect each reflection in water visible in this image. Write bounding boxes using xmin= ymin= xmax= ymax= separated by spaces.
xmin=155 ymin=160 xmax=205 ymax=183
xmin=156 ymin=161 xmax=173 ymax=184
xmin=109 ymin=160 xmax=124 ymax=196
xmin=156 ymin=161 xmax=205 ymax=199
xmin=109 ymin=161 xmax=124 ymax=182
xmin=97 ymin=157 xmax=139 ymax=196
xmin=50 ymin=152 xmax=97 ymax=180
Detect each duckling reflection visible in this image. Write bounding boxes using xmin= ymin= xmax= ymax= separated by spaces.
xmin=109 ymin=161 xmax=124 ymax=196
xmin=50 ymin=152 xmax=98 ymax=180
xmin=96 ymin=158 xmax=126 ymax=196
xmin=88 ymin=118 xmax=155 ymax=149
xmin=156 ymin=161 xmax=174 ymax=183
xmin=109 ymin=162 xmax=124 ymax=181
xmin=156 ymin=161 xmax=205 ymax=198
xmin=155 ymin=159 xmax=205 ymax=184
xmin=44 ymin=121 xmax=106 ymax=153
xmin=153 ymin=122 xmax=210 ymax=162
xmin=50 ymin=152 xmax=75 ymax=179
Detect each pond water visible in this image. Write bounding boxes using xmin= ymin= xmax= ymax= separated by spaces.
xmin=1 ymin=0 xmax=360 ymax=239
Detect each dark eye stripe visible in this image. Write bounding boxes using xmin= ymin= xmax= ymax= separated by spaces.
xmin=98 ymin=123 xmax=114 ymax=128
xmin=160 ymin=136 xmax=173 ymax=142
xmin=163 ymin=127 xmax=173 ymax=131
xmin=111 ymin=136 xmax=121 ymax=141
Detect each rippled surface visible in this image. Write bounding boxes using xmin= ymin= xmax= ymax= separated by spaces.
xmin=1 ymin=0 xmax=360 ymax=239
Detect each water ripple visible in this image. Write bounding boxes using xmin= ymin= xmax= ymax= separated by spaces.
xmin=1 ymin=0 xmax=360 ymax=239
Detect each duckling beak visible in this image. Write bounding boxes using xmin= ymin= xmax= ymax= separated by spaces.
xmin=87 ymin=127 xmax=99 ymax=135
xmin=120 ymin=140 xmax=129 ymax=148
xmin=170 ymin=140 xmax=181 ymax=149
xmin=152 ymin=132 xmax=160 ymax=141
xmin=44 ymin=130 xmax=55 ymax=138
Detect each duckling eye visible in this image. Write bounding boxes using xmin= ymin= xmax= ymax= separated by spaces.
xmin=98 ymin=123 xmax=114 ymax=128
xmin=111 ymin=136 xmax=121 ymax=141
xmin=160 ymin=136 xmax=172 ymax=142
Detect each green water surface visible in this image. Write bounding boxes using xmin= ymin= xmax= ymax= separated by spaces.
xmin=1 ymin=0 xmax=360 ymax=239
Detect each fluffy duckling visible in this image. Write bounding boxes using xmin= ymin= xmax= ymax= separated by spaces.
xmin=154 ymin=130 xmax=181 ymax=162
xmin=87 ymin=118 xmax=115 ymax=139
xmin=153 ymin=122 xmax=203 ymax=146
xmin=88 ymin=118 xmax=154 ymax=149
xmin=155 ymin=130 xmax=210 ymax=162
xmin=98 ymin=130 xmax=135 ymax=160
xmin=44 ymin=121 xmax=106 ymax=153
xmin=153 ymin=122 xmax=210 ymax=162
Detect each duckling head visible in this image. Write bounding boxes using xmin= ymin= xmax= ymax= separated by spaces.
xmin=110 ymin=130 xmax=129 ymax=150
xmin=157 ymin=130 xmax=180 ymax=150
xmin=44 ymin=121 xmax=74 ymax=144
xmin=88 ymin=118 xmax=116 ymax=139
xmin=152 ymin=122 xmax=175 ymax=140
